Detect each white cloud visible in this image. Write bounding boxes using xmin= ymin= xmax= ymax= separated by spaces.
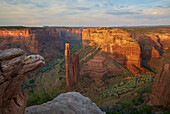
xmin=0 ymin=0 xmax=169 ymax=26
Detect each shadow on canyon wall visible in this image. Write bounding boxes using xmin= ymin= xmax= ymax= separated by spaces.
xmin=131 ymin=34 xmax=164 ymax=72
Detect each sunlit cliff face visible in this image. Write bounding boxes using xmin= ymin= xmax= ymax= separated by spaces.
xmin=82 ymin=28 xmax=141 ymax=73
xmin=0 ymin=29 xmax=38 ymax=54
xmin=0 ymin=28 xmax=82 ymax=62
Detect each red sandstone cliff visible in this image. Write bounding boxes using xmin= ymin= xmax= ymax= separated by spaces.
xmin=0 ymin=28 xmax=82 ymax=62
xmin=0 ymin=48 xmax=45 ymax=114
xmin=149 ymin=53 xmax=170 ymax=107
xmin=82 ymin=28 xmax=141 ymax=73
xmin=130 ymin=32 xmax=170 ymax=68
xmin=0 ymin=29 xmax=38 ymax=54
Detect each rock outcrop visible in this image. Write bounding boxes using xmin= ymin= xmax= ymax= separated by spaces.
xmin=65 ymin=43 xmax=74 ymax=88
xmin=25 ymin=92 xmax=105 ymax=114
xmin=151 ymin=47 xmax=160 ymax=59
xmin=82 ymin=28 xmax=141 ymax=73
xmin=149 ymin=53 xmax=170 ymax=107
xmin=65 ymin=43 xmax=80 ymax=88
xmin=0 ymin=48 xmax=45 ymax=114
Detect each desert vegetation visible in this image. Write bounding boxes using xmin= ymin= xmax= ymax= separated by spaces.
xmin=103 ymin=74 xmax=155 ymax=97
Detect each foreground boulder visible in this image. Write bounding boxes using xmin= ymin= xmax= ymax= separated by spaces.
xmin=149 ymin=54 xmax=170 ymax=107
xmin=25 ymin=92 xmax=105 ymax=114
xmin=0 ymin=48 xmax=45 ymax=114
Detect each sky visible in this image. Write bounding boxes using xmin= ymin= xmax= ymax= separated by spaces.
xmin=0 ymin=0 xmax=170 ymax=27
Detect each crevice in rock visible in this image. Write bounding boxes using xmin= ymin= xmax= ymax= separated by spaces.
xmin=0 ymin=62 xmax=5 ymax=78
xmin=13 ymin=97 xmax=21 ymax=107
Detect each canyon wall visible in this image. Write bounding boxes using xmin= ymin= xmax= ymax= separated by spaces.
xmin=0 ymin=48 xmax=45 ymax=114
xmin=149 ymin=53 xmax=170 ymax=107
xmin=82 ymin=28 xmax=141 ymax=73
xmin=131 ymin=32 xmax=170 ymax=67
xmin=0 ymin=29 xmax=38 ymax=54
xmin=0 ymin=28 xmax=82 ymax=61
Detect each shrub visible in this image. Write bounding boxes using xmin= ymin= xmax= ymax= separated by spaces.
xmin=29 ymin=79 xmax=35 ymax=84
xmin=59 ymin=76 xmax=63 ymax=80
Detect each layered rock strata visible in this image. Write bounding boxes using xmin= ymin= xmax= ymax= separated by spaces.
xmin=25 ymin=92 xmax=105 ymax=114
xmin=82 ymin=28 xmax=141 ymax=73
xmin=0 ymin=48 xmax=45 ymax=114
xmin=149 ymin=53 xmax=170 ymax=107
xmin=0 ymin=28 xmax=82 ymax=61
xmin=65 ymin=43 xmax=80 ymax=88
xmin=131 ymin=33 xmax=170 ymax=66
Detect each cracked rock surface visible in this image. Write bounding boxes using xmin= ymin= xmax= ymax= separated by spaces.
xmin=0 ymin=48 xmax=45 ymax=114
xmin=25 ymin=92 xmax=105 ymax=114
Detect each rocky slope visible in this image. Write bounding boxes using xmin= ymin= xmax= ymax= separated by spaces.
xmin=0 ymin=48 xmax=45 ymax=114
xmin=149 ymin=53 xmax=170 ymax=107
xmin=82 ymin=28 xmax=141 ymax=73
xmin=25 ymin=92 xmax=105 ymax=114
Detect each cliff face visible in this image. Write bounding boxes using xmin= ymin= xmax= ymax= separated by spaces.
xmin=149 ymin=53 xmax=170 ymax=107
xmin=0 ymin=48 xmax=45 ymax=114
xmin=82 ymin=28 xmax=141 ymax=73
xmin=0 ymin=29 xmax=38 ymax=54
xmin=154 ymin=33 xmax=170 ymax=52
xmin=131 ymin=32 xmax=170 ymax=67
xmin=0 ymin=28 xmax=82 ymax=61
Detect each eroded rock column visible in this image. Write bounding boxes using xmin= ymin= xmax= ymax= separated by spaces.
xmin=74 ymin=53 xmax=80 ymax=84
xmin=65 ymin=43 xmax=74 ymax=88
xmin=65 ymin=44 xmax=80 ymax=88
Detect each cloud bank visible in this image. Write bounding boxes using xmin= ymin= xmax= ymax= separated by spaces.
xmin=0 ymin=0 xmax=169 ymax=26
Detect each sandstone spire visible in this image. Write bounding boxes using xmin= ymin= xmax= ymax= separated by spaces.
xmin=65 ymin=43 xmax=74 ymax=88
xmin=74 ymin=53 xmax=80 ymax=84
xmin=65 ymin=43 xmax=80 ymax=88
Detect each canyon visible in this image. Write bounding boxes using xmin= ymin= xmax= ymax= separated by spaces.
xmin=82 ymin=28 xmax=141 ymax=74
xmin=0 ymin=27 xmax=82 ymax=62
xmin=0 ymin=48 xmax=104 ymax=114
xmin=0 ymin=26 xmax=169 ymax=110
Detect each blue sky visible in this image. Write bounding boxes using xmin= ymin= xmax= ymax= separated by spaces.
xmin=0 ymin=0 xmax=169 ymax=27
